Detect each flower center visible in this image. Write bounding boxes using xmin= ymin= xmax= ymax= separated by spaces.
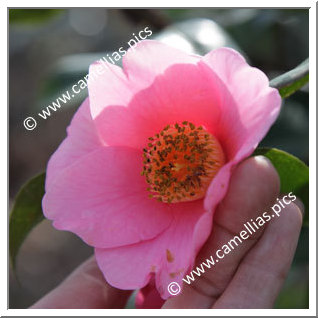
xmin=141 ymin=122 xmax=225 ymax=203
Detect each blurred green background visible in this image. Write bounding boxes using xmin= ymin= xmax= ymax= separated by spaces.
xmin=9 ymin=8 xmax=309 ymax=309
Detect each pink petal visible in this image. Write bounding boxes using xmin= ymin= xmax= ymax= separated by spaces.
xmin=203 ymin=162 xmax=234 ymax=212
xmin=88 ymin=40 xmax=199 ymax=121
xmin=201 ymin=48 xmax=281 ymax=211
xmin=90 ymin=62 xmax=232 ymax=150
xmin=88 ymin=61 xmax=135 ymax=122
xmin=200 ymin=47 xmax=281 ymax=161
xmin=43 ymin=146 xmax=172 ymax=248
xmin=95 ymin=199 xmax=212 ymax=299
xmin=122 ymin=40 xmax=199 ymax=88
xmin=45 ymin=98 xmax=103 ymax=187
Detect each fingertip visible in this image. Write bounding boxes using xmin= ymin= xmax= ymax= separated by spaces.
xmin=253 ymin=155 xmax=280 ymax=191
xmin=293 ymin=198 xmax=305 ymax=217
xmin=234 ymin=155 xmax=280 ymax=200
xmin=285 ymin=200 xmax=304 ymax=228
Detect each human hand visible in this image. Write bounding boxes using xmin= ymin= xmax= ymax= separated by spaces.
xmin=163 ymin=155 xmax=303 ymax=308
xmin=30 ymin=156 xmax=303 ymax=309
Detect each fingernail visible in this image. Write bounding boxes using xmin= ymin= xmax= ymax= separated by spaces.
xmin=254 ymin=155 xmax=272 ymax=167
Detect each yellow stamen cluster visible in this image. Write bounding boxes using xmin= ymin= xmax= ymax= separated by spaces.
xmin=141 ymin=122 xmax=225 ymax=203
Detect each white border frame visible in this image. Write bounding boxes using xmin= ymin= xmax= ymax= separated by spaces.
xmin=3 ymin=0 xmax=316 ymax=316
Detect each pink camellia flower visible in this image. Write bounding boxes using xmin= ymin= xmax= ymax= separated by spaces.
xmin=42 ymin=40 xmax=281 ymax=305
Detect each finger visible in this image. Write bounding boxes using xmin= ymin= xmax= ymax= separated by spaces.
xmin=30 ymin=256 xmax=132 ymax=309
xmin=163 ymin=156 xmax=280 ymax=308
xmin=213 ymin=200 xmax=303 ymax=308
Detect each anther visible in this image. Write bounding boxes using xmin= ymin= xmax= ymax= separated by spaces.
xmin=142 ymin=122 xmax=225 ymax=203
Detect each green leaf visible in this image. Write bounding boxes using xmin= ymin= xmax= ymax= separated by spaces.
xmin=270 ymin=58 xmax=309 ymax=98
xmin=274 ymin=268 xmax=309 ymax=308
xmin=253 ymin=148 xmax=309 ymax=225
xmin=9 ymin=173 xmax=46 ymax=269
xmin=9 ymin=9 xmax=64 ymax=25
